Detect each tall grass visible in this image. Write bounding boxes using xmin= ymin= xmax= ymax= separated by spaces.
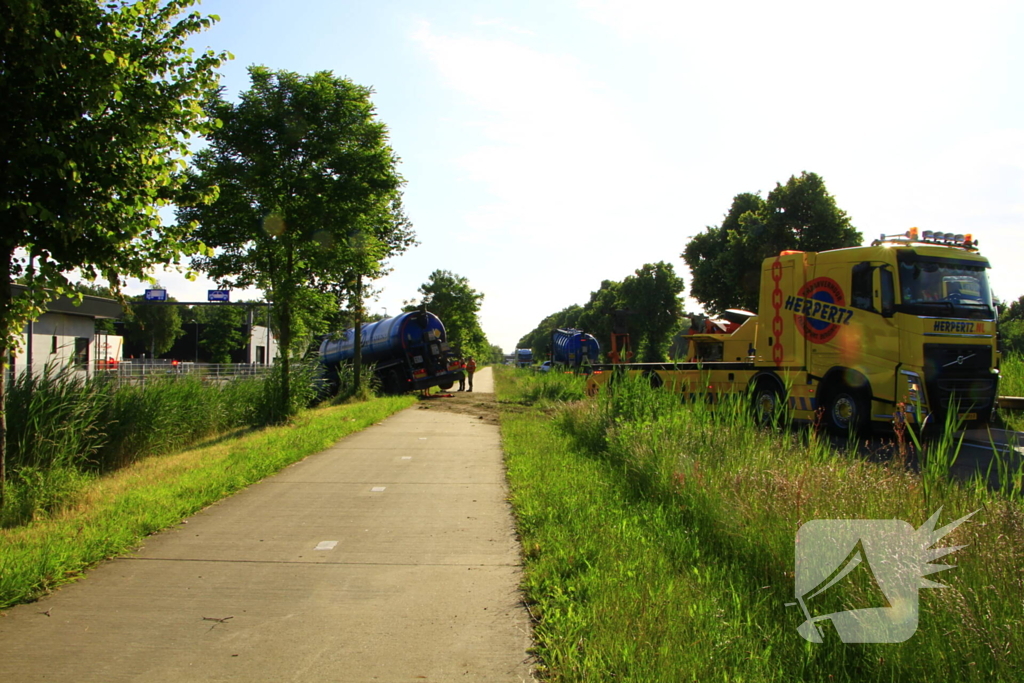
xmin=1001 ymin=352 xmax=1024 ymax=396
xmin=997 ymin=352 xmax=1024 ymax=430
xmin=0 ymin=395 xmax=416 ymax=609
xmin=325 ymin=360 xmax=380 ymax=402
xmin=497 ymin=367 xmax=587 ymax=406
xmin=496 ymin=367 xmax=1024 ymax=681
xmin=2 ymin=361 xmax=321 ymax=527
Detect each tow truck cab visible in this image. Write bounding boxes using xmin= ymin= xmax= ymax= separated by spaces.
xmin=754 ymin=228 xmax=997 ymax=429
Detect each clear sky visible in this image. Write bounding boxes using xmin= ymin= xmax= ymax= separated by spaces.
xmin=126 ymin=0 xmax=1024 ymax=353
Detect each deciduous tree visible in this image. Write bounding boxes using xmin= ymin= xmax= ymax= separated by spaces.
xmin=683 ymin=172 xmax=861 ymax=313
xmin=683 ymin=193 xmax=763 ymax=315
xmin=0 ymin=0 xmax=227 ymax=507
xmin=194 ymin=304 xmax=246 ymax=364
xmin=179 ymin=67 xmax=414 ymax=416
xmin=516 ymin=305 xmax=582 ymax=361
xmin=618 ymin=262 xmax=686 ymax=362
xmin=406 ymin=270 xmax=488 ymax=359
xmin=122 ymin=293 xmax=185 ymax=358
xmin=575 ymin=280 xmax=622 ymax=359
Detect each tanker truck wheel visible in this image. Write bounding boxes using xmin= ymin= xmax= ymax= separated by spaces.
xmin=382 ymin=369 xmax=403 ymax=395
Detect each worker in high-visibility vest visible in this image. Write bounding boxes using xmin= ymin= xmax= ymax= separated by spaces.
xmin=465 ymin=357 xmax=477 ymax=392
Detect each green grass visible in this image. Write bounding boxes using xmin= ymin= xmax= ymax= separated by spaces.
xmin=495 ymin=366 xmax=1024 ymax=681
xmin=0 ymin=395 xmax=414 ymax=609
xmin=997 ymin=352 xmax=1024 ymax=430
xmin=999 ymin=352 xmax=1024 ymax=397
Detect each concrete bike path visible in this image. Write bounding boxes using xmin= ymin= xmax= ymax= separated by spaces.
xmin=0 ymin=367 xmax=535 ymax=682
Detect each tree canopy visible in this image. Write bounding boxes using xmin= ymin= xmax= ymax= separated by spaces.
xmin=1 ymin=0 xmax=227 ymax=346
xmin=0 ymin=0 xmax=228 ymax=507
xmin=518 ymin=261 xmax=686 ymax=363
xmin=122 ymin=293 xmax=185 ymax=359
xmin=618 ymin=262 xmax=686 ymax=362
xmin=193 ymin=304 xmax=247 ymax=364
xmin=517 ymin=304 xmax=583 ymax=360
xmin=682 ymin=172 xmax=861 ymax=313
xmin=405 ymin=270 xmax=488 ymax=359
xmin=178 ymin=66 xmax=414 ymax=415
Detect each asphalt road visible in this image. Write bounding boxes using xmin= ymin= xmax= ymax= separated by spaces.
xmin=0 ymin=367 xmax=536 ymax=682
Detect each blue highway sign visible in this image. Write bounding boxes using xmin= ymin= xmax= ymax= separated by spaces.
xmin=144 ymin=289 xmax=167 ymax=301
xmin=208 ymin=290 xmax=230 ymax=302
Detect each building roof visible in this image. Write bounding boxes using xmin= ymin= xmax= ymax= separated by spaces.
xmin=11 ymin=284 xmax=124 ymax=320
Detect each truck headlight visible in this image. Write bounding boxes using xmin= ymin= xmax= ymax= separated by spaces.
xmin=903 ymin=371 xmax=922 ymax=402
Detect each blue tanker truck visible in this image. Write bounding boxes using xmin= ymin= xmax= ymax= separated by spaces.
xmin=551 ymin=328 xmax=601 ymax=368
xmin=319 ymin=310 xmax=463 ymax=394
xmin=515 ymin=348 xmax=533 ymax=368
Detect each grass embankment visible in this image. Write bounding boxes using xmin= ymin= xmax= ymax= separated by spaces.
xmin=998 ymin=352 xmax=1024 ymax=431
xmin=0 ymin=395 xmax=414 ymax=609
xmin=496 ymin=367 xmax=1024 ymax=682
xmin=1002 ymin=353 xmax=1024 ymax=396
xmin=2 ymin=363 xmax=324 ymax=527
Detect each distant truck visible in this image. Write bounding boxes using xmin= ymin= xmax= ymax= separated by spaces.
xmin=515 ymin=348 xmax=534 ymax=368
xmin=319 ymin=310 xmax=463 ymax=394
xmin=589 ymin=228 xmax=999 ymax=434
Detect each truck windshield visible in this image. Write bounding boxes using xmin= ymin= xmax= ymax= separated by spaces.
xmin=896 ymin=253 xmax=994 ymax=319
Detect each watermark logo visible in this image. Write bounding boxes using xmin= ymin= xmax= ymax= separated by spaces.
xmin=789 ymin=508 xmax=976 ymax=643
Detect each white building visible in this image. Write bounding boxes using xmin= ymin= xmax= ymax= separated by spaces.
xmin=9 ymin=284 xmax=123 ymax=379
xmin=246 ymin=324 xmax=279 ymax=365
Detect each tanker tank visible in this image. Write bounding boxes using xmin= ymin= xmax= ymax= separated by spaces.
xmin=319 ymin=310 xmax=461 ymax=394
xmin=551 ymin=328 xmax=600 ymax=367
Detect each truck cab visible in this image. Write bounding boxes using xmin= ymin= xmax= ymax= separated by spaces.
xmin=754 ymin=229 xmax=997 ymax=431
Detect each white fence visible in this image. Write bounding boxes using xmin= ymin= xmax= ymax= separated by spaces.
xmin=4 ymin=360 xmax=279 ymax=388
xmin=92 ymin=360 xmax=275 ymax=385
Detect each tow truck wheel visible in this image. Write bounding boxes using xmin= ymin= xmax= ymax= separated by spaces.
xmin=824 ymin=387 xmax=867 ymax=437
xmin=752 ymin=379 xmax=783 ymax=428
xmin=643 ymin=369 xmax=663 ymax=389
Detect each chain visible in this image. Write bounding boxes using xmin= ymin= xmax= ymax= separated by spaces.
xmin=771 ymin=258 xmax=784 ymax=367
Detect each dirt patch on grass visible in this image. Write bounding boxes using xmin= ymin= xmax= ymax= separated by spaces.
xmin=415 ymin=390 xmax=500 ymax=425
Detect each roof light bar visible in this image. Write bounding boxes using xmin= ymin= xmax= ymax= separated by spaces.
xmin=871 ymin=228 xmax=978 ymax=250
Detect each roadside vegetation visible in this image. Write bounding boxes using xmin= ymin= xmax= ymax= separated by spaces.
xmin=0 ymin=392 xmax=414 ymax=609
xmin=0 ymin=360 xmax=374 ymax=529
xmin=997 ymin=352 xmax=1023 ymax=431
xmin=496 ymin=366 xmax=1024 ymax=682
xmin=1000 ymin=352 xmax=1023 ymax=397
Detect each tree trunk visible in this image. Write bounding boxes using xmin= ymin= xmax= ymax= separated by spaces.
xmin=279 ymin=244 xmax=294 ymax=420
xmin=353 ymin=273 xmax=362 ymax=394
xmin=0 ymin=246 xmax=13 ymax=510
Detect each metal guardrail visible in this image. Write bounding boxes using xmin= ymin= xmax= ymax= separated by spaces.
xmin=998 ymin=396 xmax=1024 ymax=411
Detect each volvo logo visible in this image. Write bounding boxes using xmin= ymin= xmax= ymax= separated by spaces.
xmin=943 ymin=353 xmax=975 ymax=367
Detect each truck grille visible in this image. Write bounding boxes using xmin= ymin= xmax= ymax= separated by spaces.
xmin=922 ymin=344 xmax=995 ymax=418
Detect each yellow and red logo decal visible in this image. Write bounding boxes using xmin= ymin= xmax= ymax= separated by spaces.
xmin=785 ymin=277 xmax=854 ymax=344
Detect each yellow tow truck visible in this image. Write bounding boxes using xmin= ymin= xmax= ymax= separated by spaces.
xmin=587 ymin=229 xmax=999 ymax=434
